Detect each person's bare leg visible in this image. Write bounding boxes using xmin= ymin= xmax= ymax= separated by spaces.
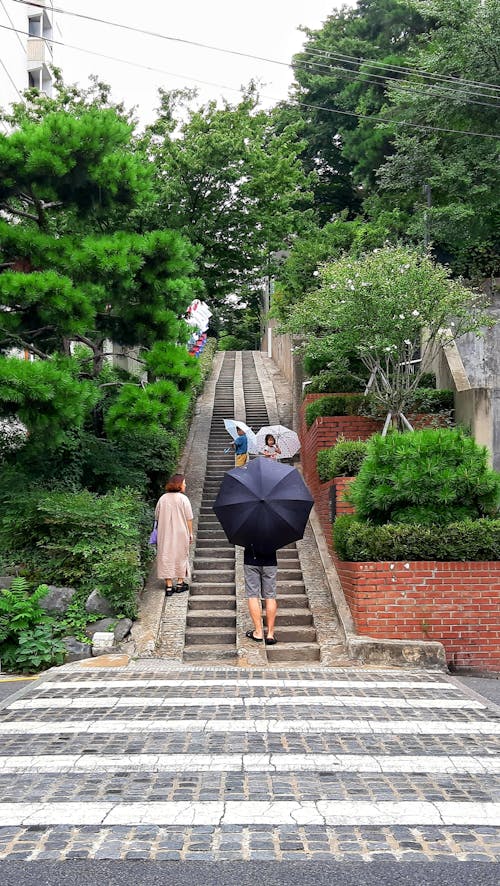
xmin=247 ymin=597 xmax=264 ymax=639
xmin=264 ymin=598 xmax=277 ymax=638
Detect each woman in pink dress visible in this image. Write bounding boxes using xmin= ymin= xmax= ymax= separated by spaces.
xmin=155 ymin=474 xmax=193 ymax=597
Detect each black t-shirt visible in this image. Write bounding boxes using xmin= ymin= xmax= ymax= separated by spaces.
xmin=243 ymin=546 xmax=277 ymax=567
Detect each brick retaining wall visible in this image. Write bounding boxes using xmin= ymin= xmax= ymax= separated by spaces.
xmin=332 ymin=556 xmax=500 ymax=672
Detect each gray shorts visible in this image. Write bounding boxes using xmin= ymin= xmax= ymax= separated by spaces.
xmin=244 ymin=564 xmax=277 ymax=599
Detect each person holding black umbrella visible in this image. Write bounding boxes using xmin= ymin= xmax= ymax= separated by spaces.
xmin=213 ymin=458 xmax=314 ymax=648
xmin=244 ymin=544 xmax=278 ymax=645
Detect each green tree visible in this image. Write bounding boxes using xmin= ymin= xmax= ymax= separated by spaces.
xmin=281 ymin=246 xmax=494 ymax=428
xmin=288 ymin=0 xmax=430 ymax=221
xmin=142 ymin=87 xmax=314 ymax=328
xmin=375 ymin=0 xmax=500 ymax=278
xmin=0 ymin=92 xmax=201 ymax=468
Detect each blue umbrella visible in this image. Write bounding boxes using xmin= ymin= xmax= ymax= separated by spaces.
xmin=213 ymin=457 xmax=314 ymax=549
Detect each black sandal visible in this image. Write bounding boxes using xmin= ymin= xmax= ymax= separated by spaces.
xmin=246 ymin=630 xmax=263 ymax=642
xmin=265 ymin=636 xmax=277 ymax=645
xmin=174 ymin=581 xmax=189 ymax=593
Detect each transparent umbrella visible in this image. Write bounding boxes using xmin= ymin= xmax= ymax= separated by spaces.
xmin=256 ymin=424 xmax=301 ymax=459
xmin=223 ymin=419 xmax=259 ymax=453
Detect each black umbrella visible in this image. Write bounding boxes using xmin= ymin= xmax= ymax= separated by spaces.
xmin=213 ymin=457 xmax=314 ymax=549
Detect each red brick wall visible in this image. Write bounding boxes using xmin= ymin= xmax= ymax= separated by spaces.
xmin=333 ymin=556 xmax=500 ymax=672
xmin=299 ymin=395 xmax=382 ymax=487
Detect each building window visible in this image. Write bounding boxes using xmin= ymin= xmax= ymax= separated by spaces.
xmin=29 ymin=16 xmax=42 ymax=37
xmin=28 ymin=69 xmax=41 ymax=90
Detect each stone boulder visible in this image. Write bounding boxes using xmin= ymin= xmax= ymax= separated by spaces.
xmin=63 ymin=636 xmax=92 ymax=662
xmin=39 ymin=585 xmax=77 ymax=613
xmin=0 ymin=576 xmax=14 ymax=589
xmin=85 ymin=590 xmax=114 ymax=616
xmin=114 ymin=618 xmax=133 ymax=642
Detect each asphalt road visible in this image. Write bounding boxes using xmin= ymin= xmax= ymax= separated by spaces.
xmin=1 ymin=861 xmax=499 ymax=886
xmin=0 ymin=677 xmax=37 ymax=702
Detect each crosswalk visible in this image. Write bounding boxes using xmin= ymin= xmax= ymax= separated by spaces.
xmin=0 ymin=665 xmax=499 ymax=861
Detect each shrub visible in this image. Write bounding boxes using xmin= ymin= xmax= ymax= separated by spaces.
xmin=306 ymin=372 xmax=364 ymax=394
xmin=333 ymin=514 xmax=500 ymax=562
xmin=0 ymin=577 xmax=66 ymax=673
xmin=0 ymin=488 xmax=152 ymax=618
xmin=306 ymin=394 xmax=365 ymax=427
xmin=348 ymin=428 xmax=500 ymax=526
xmin=417 ymin=372 xmax=437 ymax=389
xmin=317 ymin=440 xmax=368 ymax=481
xmin=408 ymin=389 xmax=453 ymax=413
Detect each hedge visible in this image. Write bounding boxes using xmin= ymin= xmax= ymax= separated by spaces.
xmin=317 ymin=440 xmax=368 ymax=481
xmin=305 ymin=389 xmax=453 ymax=428
xmin=306 ymin=394 xmax=365 ymax=427
xmin=333 ymin=514 xmax=500 ymax=562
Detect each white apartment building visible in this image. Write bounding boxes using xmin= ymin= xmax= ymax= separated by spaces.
xmin=0 ymin=0 xmax=56 ymax=117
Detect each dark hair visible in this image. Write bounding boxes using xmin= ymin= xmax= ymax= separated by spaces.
xmin=166 ymin=473 xmax=185 ymax=492
xmin=265 ymin=434 xmax=276 ymax=446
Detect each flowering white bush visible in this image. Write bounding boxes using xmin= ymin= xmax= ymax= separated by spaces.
xmin=0 ymin=417 xmax=28 ymax=460
xmin=282 ymin=246 xmax=494 ymax=428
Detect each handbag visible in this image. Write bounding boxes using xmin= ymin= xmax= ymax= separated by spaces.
xmin=149 ymin=521 xmax=158 ymax=545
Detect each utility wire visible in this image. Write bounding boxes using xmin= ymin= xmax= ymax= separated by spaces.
xmin=1 ymin=22 xmax=499 ymax=141
xmin=293 ymin=55 xmax=500 ymax=109
xmin=302 ymin=46 xmax=500 ymax=93
xmin=15 ymin=0 xmax=500 ymax=95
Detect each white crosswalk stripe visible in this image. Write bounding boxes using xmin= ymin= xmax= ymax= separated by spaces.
xmin=0 ymin=666 xmax=499 ymax=860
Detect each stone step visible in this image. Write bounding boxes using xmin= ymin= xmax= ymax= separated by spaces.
xmin=264 ymin=609 xmax=313 ymax=626
xmin=192 ymin=569 xmax=234 ymax=582
xmin=265 ymin=624 xmax=317 ymax=643
xmin=195 ymin=547 xmax=234 ymax=558
xmin=186 ymin=610 xmax=236 ymax=628
xmin=266 ymin=642 xmax=321 ymax=663
xmin=274 ymin=569 xmax=303 ymax=581
xmin=276 ymin=580 xmax=306 ymax=591
xmin=188 ymin=596 xmax=236 ymax=610
xmin=196 ymin=539 xmax=234 ymax=548
xmin=183 ymin=645 xmax=238 ymax=663
xmin=269 ymin=594 xmax=308 ymax=609
xmin=184 ymin=627 xmax=235 ymax=646
xmin=190 ymin=583 xmax=236 ymax=596
xmin=194 ymin=558 xmax=234 ymax=569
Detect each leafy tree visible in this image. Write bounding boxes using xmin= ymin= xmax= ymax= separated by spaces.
xmin=0 ymin=96 xmax=201 ymax=460
xmin=272 ymin=210 xmax=408 ymax=319
xmin=142 ymin=87 xmax=314 ymax=327
xmin=288 ymin=0 xmax=430 ymax=221
xmin=375 ymin=0 xmax=500 ymax=278
xmin=281 ymin=246 xmax=494 ymax=428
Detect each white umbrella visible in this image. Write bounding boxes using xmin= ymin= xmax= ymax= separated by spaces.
xmin=256 ymin=424 xmax=301 ymax=459
xmin=223 ymin=419 xmax=259 ymax=453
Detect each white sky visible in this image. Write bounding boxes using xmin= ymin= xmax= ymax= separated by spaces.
xmin=55 ymin=1 xmax=342 ymax=125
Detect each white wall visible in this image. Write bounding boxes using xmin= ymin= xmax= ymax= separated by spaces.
xmin=0 ymin=1 xmax=27 ymax=116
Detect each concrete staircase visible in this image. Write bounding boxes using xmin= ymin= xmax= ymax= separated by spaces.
xmin=183 ymin=350 xmax=321 ymax=664
xmin=183 ymin=353 xmax=237 ymax=661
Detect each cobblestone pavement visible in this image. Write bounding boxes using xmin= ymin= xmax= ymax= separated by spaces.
xmin=0 ymin=664 xmax=500 ymax=862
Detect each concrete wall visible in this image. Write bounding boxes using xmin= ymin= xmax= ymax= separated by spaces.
xmin=261 ymin=319 xmax=305 ymax=431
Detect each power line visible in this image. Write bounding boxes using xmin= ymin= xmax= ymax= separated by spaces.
xmin=0 ymin=22 xmax=498 ymax=141
xmin=302 ymin=45 xmax=500 ymax=93
xmin=294 ymin=54 xmax=500 ymax=109
xmin=15 ymin=0 xmax=500 ymax=98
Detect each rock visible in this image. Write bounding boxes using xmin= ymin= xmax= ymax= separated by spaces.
xmin=85 ymin=590 xmax=114 ymax=616
xmin=0 ymin=575 xmax=14 ymax=589
xmin=63 ymin=636 xmax=92 ymax=662
xmin=92 ymin=631 xmax=115 ymax=656
xmin=39 ymin=585 xmax=77 ymax=613
xmin=85 ymin=617 xmax=115 ymax=639
xmin=113 ymin=618 xmax=133 ymax=642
